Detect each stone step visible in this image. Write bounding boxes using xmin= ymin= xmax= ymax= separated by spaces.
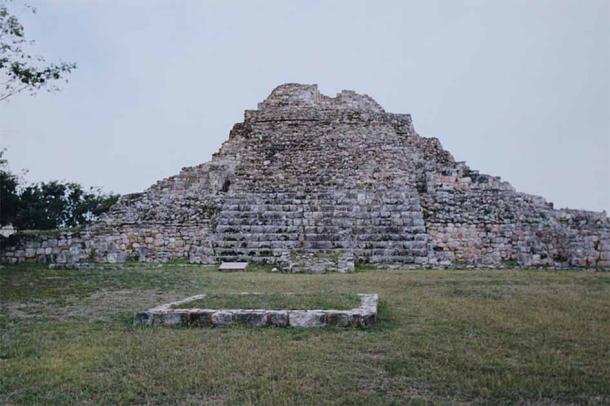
xmin=215 ymin=240 xmax=427 ymax=251
xmin=210 ymin=252 xmax=429 ymax=264
xmin=216 ymin=229 xmax=427 ymax=239
xmin=362 ymin=256 xmax=426 ymax=264
xmin=216 ymin=225 xmax=303 ymax=233
xmin=352 ymin=231 xmax=428 ymax=238
xmin=219 ymin=203 xmax=420 ymax=211
xmin=218 ymin=233 xmax=300 ymax=242
xmin=214 ymin=242 xmax=298 ymax=251
xmin=221 ymin=194 xmax=418 ymax=200
xmin=217 ymin=218 xmax=359 ymax=226
xmin=301 ymin=241 xmax=352 ymax=249
xmin=217 ymin=218 xmax=425 ymax=228
xmin=218 ymin=205 xmax=424 ymax=212
xmin=218 ymin=210 xmax=304 ymax=218
xmin=353 ymin=248 xmax=428 ymax=258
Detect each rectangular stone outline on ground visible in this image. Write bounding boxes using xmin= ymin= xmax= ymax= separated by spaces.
xmin=134 ymin=292 xmax=378 ymax=328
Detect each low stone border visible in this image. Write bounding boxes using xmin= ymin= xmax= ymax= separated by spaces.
xmin=134 ymin=293 xmax=378 ymax=328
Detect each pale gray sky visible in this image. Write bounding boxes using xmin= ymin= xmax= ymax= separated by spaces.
xmin=1 ymin=0 xmax=609 ymax=212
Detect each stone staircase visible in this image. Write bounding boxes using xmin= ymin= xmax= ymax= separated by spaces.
xmin=350 ymin=188 xmax=429 ymax=265
xmin=213 ymin=187 xmax=430 ymax=266
xmin=213 ymin=191 xmax=303 ymax=262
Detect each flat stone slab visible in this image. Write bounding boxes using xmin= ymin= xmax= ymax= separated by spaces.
xmin=134 ymin=292 xmax=378 ymax=328
xmin=218 ymin=262 xmax=249 ymax=272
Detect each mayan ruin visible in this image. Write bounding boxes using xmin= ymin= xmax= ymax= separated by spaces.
xmin=2 ymin=83 xmax=609 ymax=271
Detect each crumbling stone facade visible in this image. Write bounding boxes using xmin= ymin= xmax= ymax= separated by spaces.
xmin=2 ymin=83 xmax=609 ymax=270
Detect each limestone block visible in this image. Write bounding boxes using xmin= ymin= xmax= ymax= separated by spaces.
xmin=233 ymin=310 xmax=268 ymax=327
xmin=288 ymin=311 xmax=326 ymax=327
xmin=187 ymin=311 xmax=213 ymax=327
xmin=325 ymin=311 xmax=354 ymax=327
xmin=267 ymin=311 xmax=289 ymax=327
xmin=211 ymin=311 xmax=234 ymax=326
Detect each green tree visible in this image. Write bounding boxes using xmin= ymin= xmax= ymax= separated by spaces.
xmin=71 ymin=186 xmax=119 ymax=226
xmin=1 ymin=1 xmax=76 ymax=101
xmin=14 ymin=181 xmax=119 ymax=230
xmin=0 ymin=150 xmax=119 ymax=230
xmin=0 ymin=149 xmax=19 ymax=225
xmin=15 ymin=181 xmax=69 ymax=229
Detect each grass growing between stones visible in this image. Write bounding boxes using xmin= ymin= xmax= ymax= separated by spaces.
xmin=1 ymin=263 xmax=609 ymax=404
xmin=171 ymin=292 xmax=361 ymax=310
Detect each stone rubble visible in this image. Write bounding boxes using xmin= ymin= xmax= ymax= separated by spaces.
xmin=1 ymin=83 xmax=609 ymax=270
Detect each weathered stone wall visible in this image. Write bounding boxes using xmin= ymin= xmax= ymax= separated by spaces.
xmin=0 ymin=222 xmax=215 ymax=266
xmin=414 ymin=145 xmax=610 ymax=268
xmin=2 ymin=83 xmax=609 ymax=269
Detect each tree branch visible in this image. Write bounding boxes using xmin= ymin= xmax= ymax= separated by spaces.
xmin=0 ymin=83 xmax=28 ymax=101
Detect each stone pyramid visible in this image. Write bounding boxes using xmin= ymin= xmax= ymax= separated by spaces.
xmin=3 ymin=84 xmax=609 ymax=270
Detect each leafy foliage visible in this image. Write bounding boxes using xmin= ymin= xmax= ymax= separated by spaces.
xmin=0 ymin=1 xmax=76 ymax=101
xmin=14 ymin=181 xmax=119 ymax=229
xmin=0 ymin=149 xmax=19 ymax=225
xmin=0 ymin=150 xmax=119 ymax=229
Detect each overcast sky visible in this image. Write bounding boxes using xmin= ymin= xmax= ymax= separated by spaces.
xmin=1 ymin=0 xmax=608 ymax=212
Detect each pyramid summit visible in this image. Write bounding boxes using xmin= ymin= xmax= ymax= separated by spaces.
xmin=3 ymin=84 xmax=609 ymax=270
xmin=256 ymin=83 xmax=385 ymax=112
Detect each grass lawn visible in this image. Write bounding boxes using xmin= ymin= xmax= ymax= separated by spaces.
xmin=170 ymin=292 xmax=362 ymax=310
xmin=1 ymin=263 xmax=609 ymax=404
